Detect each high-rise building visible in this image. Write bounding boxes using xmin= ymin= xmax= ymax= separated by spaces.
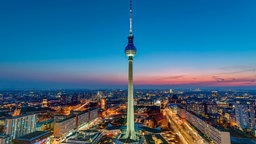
xmin=235 ymin=101 xmax=255 ymax=130
xmin=4 ymin=114 xmax=36 ymax=142
xmin=101 ymin=98 xmax=106 ymax=110
xmin=125 ymin=0 xmax=137 ymax=140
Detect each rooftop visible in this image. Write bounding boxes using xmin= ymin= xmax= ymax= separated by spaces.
xmin=15 ymin=131 xmax=51 ymax=141
xmin=6 ymin=113 xmax=35 ymax=119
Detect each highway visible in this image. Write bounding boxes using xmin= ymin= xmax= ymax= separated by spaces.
xmin=164 ymin=108 xmax=206 ymax=144
xmin=74 ymin=100 xmax=90 ymax=111
xmin=79 ymin=117 xmax=102 ymax=130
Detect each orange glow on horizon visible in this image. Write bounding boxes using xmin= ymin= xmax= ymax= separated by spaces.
xmin=132 ymin=70 xmax=256 ymax=87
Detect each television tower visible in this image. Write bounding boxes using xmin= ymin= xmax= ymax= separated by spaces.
xmin=125 ymin=0 xmax=137 ymax=140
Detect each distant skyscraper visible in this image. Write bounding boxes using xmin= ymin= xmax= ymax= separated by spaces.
xmin=169 ymin=89 xmax=173 ymax=94
xmin=95 ymin=91 xmax=102 ymax=102
xmin=125 ymin=0 xmax=137 ymax=140
xmin=0 ymin=94 xmax=3 ymax=101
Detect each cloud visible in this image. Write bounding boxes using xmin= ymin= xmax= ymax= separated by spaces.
xmin=212 ymin=74 xmax=256 ymax=82
xmin=212 ymin=76 xmax=225 ymax=82
xmin=223 ymin=78 xmax=256 ymax=83
xmin=216 ymin=68 xmax=256 ymax=75
xmin=219 ymin=65 xmax=256 ymax=70
xmin=157 ymin=75 xmax=184 ymax=81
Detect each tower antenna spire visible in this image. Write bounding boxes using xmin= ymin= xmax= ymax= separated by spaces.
xmin=129 ymin=0 xmax=133 ymax=35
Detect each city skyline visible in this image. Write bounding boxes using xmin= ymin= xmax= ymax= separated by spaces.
xmin=1 ymin=0 xmax=256 ymax=89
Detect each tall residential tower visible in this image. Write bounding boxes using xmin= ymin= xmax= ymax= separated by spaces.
xmin=125 ymin=0 xmax=137 ymax=140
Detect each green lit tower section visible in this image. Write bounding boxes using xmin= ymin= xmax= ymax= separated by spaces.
xmin=125 ymin=0 xmax=136 ymax=140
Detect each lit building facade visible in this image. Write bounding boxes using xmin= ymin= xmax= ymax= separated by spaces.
xmin=235 ymin=102 xmax=255 ymax=130
xmin=36 ymin=118 xmax=54 ymax=131
xmin=71 ymin=110 xmax=90 ymax=129
xmin=206 ymin=104 xmax=218 ymax=115
xmin=89 ymin=108 xmax=99 ymax=121
xmin=186 ymin=103 xmax=206 ymax=115
xmin=54 ymin=108 xmax=98 ymax=138
xmin=5 ymin=114 xmax=36 ymax=142
xmin=76 ymin=111 xmax=89 ymax=129
xmin=54 ymin=116 xmax=76 ymax=138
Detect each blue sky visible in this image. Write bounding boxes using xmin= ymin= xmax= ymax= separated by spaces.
xmin=0 ymin=0 xmax=256 ymax=89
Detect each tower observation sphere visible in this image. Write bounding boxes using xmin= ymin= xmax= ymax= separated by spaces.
xmin=125 ymin=35 xmax=137 ymax=57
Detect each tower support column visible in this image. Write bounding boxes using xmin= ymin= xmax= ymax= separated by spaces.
xmin=126 ymin=56 xmax=135 ymax=140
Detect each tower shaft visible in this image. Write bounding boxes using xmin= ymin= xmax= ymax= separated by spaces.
xmin=126 ymin=56 xmax=135 ymax=140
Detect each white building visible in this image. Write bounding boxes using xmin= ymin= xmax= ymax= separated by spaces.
xmin=54 ymin=108 xmax=99 ymax=139
xmin=89 ymin=108 xmax=99 ymax=121
xmin=177 ymin=106 xmax=231 ymax=144
xmin=54 ymin=116 xmax=76 ymax=138
xmin=77 ymin=110 xmax=89 ymax=128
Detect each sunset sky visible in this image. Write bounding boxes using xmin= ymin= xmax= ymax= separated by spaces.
xmin=0 ymin=0 xmax=256 ymax=89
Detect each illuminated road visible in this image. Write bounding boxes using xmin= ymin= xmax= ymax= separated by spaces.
xmin=79 ymin=117 xmax=102 ymax=130
xmin=74 ymin=100 xmax=90 ymax=111
xmin=165 ymin=111 xmax=189 ymax=144
xmin=164 ymin=108 xmax=206 ymax=144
